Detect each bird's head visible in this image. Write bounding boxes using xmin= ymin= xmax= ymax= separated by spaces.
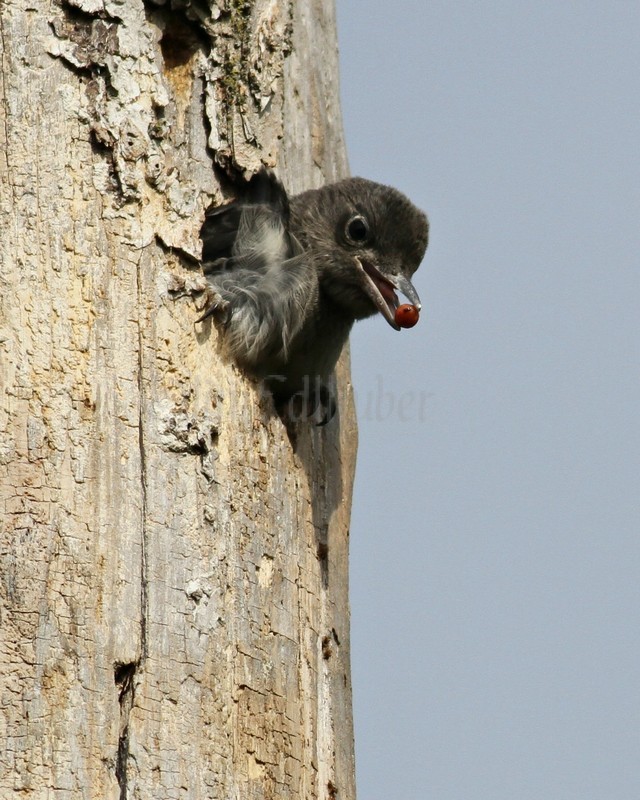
xmin=291 ymin=178 xmax=429 ymax=329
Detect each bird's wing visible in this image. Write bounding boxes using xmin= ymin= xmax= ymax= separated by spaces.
xmin=207 ymin=251 xmax=318 ymax=368
xmin=201 ymin=169 xmax=295 ymax=271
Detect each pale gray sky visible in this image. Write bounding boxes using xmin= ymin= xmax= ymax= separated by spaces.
xmin=336 ymin=2 xmax=640 ymax=798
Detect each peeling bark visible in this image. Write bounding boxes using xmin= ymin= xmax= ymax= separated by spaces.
xmin=0 ymin=0 xmax=356 ymax=797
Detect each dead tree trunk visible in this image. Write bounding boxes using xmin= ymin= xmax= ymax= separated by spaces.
xmin=0 ymin=1 xmax=356 ymax=797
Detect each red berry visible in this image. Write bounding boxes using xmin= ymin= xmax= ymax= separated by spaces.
xmin=395 ymin=304 xmax=420 ymax=328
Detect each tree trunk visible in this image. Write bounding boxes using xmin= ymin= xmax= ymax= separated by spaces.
xmin=0 ymin=1 xmax=356 ymax=798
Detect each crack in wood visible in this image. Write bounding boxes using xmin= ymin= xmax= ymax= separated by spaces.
xmin=114 ymin=662 xmax=137 ymax=800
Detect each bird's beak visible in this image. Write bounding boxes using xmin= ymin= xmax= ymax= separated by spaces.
xmin=356 ymin=258 xmax=421 ymax=330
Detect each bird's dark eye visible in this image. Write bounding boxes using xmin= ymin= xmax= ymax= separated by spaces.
xmin=344 ymin=214 xmax=370 ymax=245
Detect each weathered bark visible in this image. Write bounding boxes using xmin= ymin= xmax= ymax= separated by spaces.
xmin=0 ymin=1 xmax=356 ymax=798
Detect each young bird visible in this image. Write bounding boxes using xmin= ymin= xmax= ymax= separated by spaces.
xmin=198 ymin=169 xmax=429 ymax=422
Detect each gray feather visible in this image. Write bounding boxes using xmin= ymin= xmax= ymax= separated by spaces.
xmin=199 ymin=170 xmax=429 ymax=421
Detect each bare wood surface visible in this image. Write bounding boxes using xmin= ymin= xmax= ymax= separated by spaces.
xmin=0 ymin=1 xmax=357 ymax=797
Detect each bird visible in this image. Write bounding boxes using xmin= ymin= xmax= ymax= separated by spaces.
xmin=197 ymin=169 xmax=429 ymax=423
